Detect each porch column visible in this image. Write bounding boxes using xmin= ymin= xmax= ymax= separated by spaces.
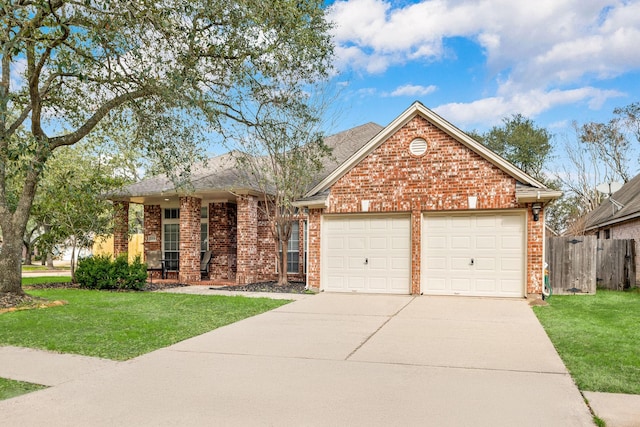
xmin=179 ymin=196 xmax=201 ymax=283
xmin=209 ymin=202 xmax=236 ymax=280
xmin=236 ymin=195 xmax=258 ymax=285
xmin=113 ymin=201 xmax=129 ymax=258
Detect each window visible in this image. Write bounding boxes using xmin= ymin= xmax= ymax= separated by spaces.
xmin=164 ymin=208 xmax=180 ymax=219
xmin=201 ymin=206 xmax=208 ymax=254
xmin=163 ymin=223 xmax=179 ymax=271
xmin=287 ymin=222 xmax=300 ymax=274
xmin=604 ymin=229 xmax=611 ymax=239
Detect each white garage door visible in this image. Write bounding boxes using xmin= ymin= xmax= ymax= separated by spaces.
xmin=422 ymin=212 xmax=525 ymax=297
xmin=322 ymin=216 xmax=411 ymax=294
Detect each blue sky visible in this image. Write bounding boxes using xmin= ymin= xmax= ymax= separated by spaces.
xmin=324 ymin=0 xmax=640 ymax=140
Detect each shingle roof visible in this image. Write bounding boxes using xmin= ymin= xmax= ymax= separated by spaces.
xmin=585 ymin=173 xmax=640 ymax=230
xmin=111 ymin=123 xmax=383 ymax=200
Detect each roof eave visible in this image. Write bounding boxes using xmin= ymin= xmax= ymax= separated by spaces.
xmin=515 ymin=189 xmax=563 ymax=204
xmin=585 ymin=211 xmax=640 ymax=231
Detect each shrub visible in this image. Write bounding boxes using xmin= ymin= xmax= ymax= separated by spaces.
xmin=75 ymin=254 xmax=147 ymax=291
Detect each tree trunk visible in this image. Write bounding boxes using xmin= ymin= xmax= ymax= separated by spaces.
xmin=277 ymin=240 xmax=288 ymax=286
xmin=0 ymin=229 xmax=26 ymax=295
xmin=46 ymin=252 xmax=54 ymax=269
xmin=70 ymin=239 xmax=77 ymax=283
xmin=23 ymin=240 xmax=33 ymax=265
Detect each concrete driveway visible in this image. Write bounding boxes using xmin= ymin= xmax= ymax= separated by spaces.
xmin=0 ymin=294 xmax=593 ymax=426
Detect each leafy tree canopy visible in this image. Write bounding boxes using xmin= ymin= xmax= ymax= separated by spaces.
xmin=0 ymin=0 xmax=334 ymax=295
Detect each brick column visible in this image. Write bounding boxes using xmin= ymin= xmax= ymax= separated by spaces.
xmin=209 ymin=202 xmax=237 ymax=280
xmin=527 ymin=204 xmax=544 ymax=296
xmin=411 ymin=209 xmax=421 ymax=295
xmin=143 ymin=205 xmax=162 ymax=253
xmin=143 ymin=205 xmax=162 ymax=280
xmin=236 ymin=195 xmax=258 ymax=285
xmin=179 ymin=196 xmax=201 ymax=283
xmin=306 ymin=208 xmax=322 ymax=291
xmin=113 ymin=201 xmax=129 ymax=258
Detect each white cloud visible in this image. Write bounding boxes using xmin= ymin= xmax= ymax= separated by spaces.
xmin=328 ymin=0 xmax=640 ymax=91
xmin=388 ymin=84 xmax=437 ymax=97
xmin=433 ymin=87 xmax=624 ymax=128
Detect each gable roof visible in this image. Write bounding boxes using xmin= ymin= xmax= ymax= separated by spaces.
xmin=110 ymin=123 xmax=383 ymax=204
xmin=585 ymin=173 xmax=640 ymax=230
xmin=303 ymin=101 xmax=561 ymax=203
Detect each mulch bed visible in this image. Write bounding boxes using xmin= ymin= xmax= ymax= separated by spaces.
xmin=216 ymin=281 xmax=307 ymax=294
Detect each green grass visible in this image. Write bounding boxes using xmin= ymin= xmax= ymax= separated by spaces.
xmin=0 ymin=289 xmax=290 ymax=360
xmin=22 ymin=276 xmax=72 ymax=285
xmin=533 ymin=290 xmax=640 ymax=394
xmin=22 ymin=265 xmax=69 ymax=272
xmin=0 ymin=377 xmax=46 ymax=400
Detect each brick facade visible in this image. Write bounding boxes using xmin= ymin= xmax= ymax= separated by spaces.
xmin=113 ymin=201 xmax=130 ymax=257
xmin=179 ymin=196 xmax=201 ymax=282
xmin=307 ymin=115 xmax=543 ymax=295
xmin=256 ymin=201 xmax=278 ymax=281
xmin=236 ymin=195 xmax=258 ymax=284
xmin=209 ymin=202 xmax=237 ymax=280
xmin=143 ymin=205 xmax=162 ymax=279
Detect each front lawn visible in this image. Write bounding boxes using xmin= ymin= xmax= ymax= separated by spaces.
xmin=0 ymin=377 xmax=46 ymax=400
xmin=0 ymin=289 xmax=290 ymax=360
xmin=22 ymin=276 xmax=72 ymax=285
xmin=533 ymin=290 xmax=640 ymax=394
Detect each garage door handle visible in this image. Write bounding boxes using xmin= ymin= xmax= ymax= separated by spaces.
xmin=470 ymin=258 xmax=474 ymax=266
xmin=365 ymin=258 xmax=368 ymax=265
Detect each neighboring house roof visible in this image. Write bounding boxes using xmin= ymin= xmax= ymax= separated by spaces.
xmin=110 ymin=123 xmax=383 ymax=204
xmin=585 ymin=173 xmax=640 ymax=230
xmin=302 ymin=101 xmax=561 ymax=205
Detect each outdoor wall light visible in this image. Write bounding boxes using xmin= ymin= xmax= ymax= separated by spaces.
xmin=531 ymin=203 xmax=542 ymax=222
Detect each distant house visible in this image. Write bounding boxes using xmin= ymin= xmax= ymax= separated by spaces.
xmin=584 ymin=173 xmax=640 ymax=284
xmin=109 ymin=102 xmax=561 ymax=297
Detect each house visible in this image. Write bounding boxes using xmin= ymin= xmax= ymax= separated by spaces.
xmin=110 ymin=102 xmax=561 ymax=297
xmin=584 ymin=173 xmax=640 ymax=284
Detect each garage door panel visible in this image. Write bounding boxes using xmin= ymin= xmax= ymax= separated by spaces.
xmin=451 ymin=236 xmax=471 ymax=249
xmin=326 ymin=256 xmax=345 ymax=269
xmin=476 ymin=235 xmax=496 ymax=249
xmin=322 ymin=216 xmax=410 ymax=294
xmin=423 ymin=213 xmax=525 ymax=297
xmin=369 ymin=237 xmax=387 ymax=249
xmin=348 ymin=237 xmax=365 ymax=250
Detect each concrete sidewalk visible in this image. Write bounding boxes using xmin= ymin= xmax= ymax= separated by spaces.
xmin=0 ymin=294 xmax=617 ymax=426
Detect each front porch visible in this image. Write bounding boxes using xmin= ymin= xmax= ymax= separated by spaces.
xmin=113 ymin=194 xmax=306 ymax=286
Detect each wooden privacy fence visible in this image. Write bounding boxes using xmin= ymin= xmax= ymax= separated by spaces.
xmin=545 ymin=237 xmax=636 ymax=294
xmin=595 ymin=239 xmax=637 ymax=290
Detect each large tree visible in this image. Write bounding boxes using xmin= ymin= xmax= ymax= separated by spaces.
xmin=0 ymin=0 xmax=333 ymax=296
xmin=472 ymin=114 xmax=553 ymax=182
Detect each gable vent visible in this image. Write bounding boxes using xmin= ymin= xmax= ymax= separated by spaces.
xmin=409 ymin=138 xmax=428 ymax=156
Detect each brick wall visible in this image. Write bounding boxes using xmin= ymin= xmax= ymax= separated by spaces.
xmin=611 ymin=219 xmax=640 ymax=284
xmin=309 ymin=115 xmax=542 ymax=295
xmin=236 ymin=195 xmax=258 ymax=284
xmin=209 ymin=202 xmax=237 ymax=280
xmin=143 ymin=205 xmax=162 ymax=279
xmin=256 ymin=201 xmax=278 ymax=281
xmin=113 ymin=201 xmax=129 ymax=257
xmin=307 ymin=209 xmax=322 ymax=289
xmin=179 ymin=196 xmax=201 ymax=282
xmin=527 ymin=206 xmax=544 ymax=294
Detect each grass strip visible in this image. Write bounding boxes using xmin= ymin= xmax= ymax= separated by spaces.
xmin=533 ymin=290 xmax=640 ymax=394
xmin=0 ymin=377 xmax=46 ymax=401
xmin=22 ymin=276 xmax=72 ymax=285
xmin=0 ymin=289 xmax=290 ymax=361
